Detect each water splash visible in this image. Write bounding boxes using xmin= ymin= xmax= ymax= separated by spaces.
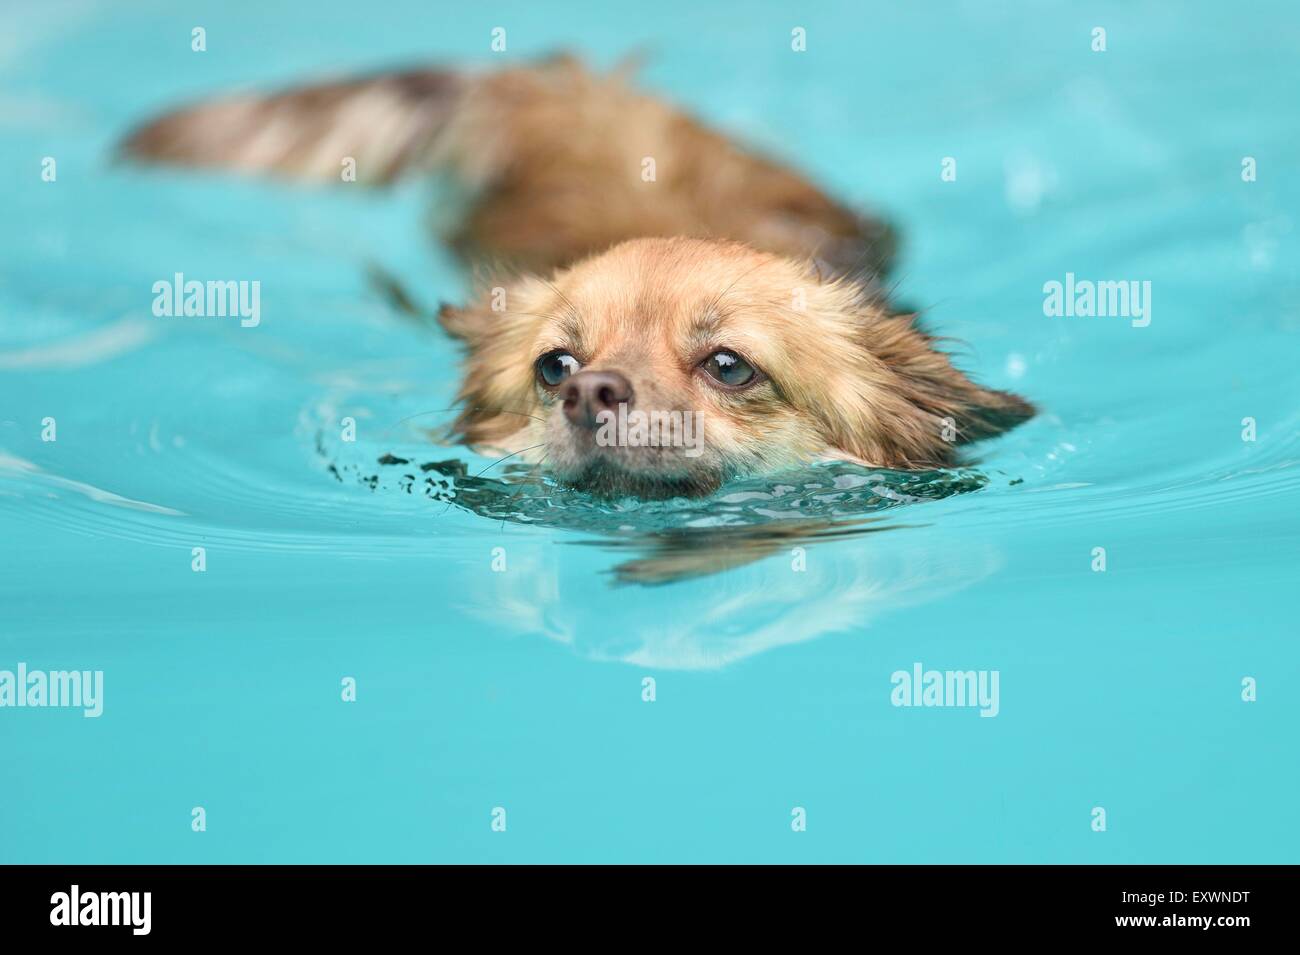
xmin=321 ymin=435 xmax=990 ymax=582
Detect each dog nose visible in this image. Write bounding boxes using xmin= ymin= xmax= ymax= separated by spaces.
xmin=561 ymin=370 xmax=634 ymax=428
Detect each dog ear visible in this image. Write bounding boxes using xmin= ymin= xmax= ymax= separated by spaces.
xmin=866 ymin=313 xmax=1035 ymax=465
xmin=436 ymin=300 xmax=485 ymax=343
xmin=816 ymin=309 xmax=1034 ymax=469
xmin=436 ymin=270 xmax=554 ymax=344
xmin=436 ymin=277 xmax=553 ymax=447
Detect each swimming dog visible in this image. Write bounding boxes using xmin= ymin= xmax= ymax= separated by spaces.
xmin=438 ymin=237 xmax=1032 ymax=498
xmin=121 ymin=55 xmax=1033 ymax=498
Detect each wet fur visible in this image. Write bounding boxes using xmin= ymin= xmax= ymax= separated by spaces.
xmin=121 ymin=54 xmax=896 ymax=280
xmin=440 ymin=238 xmax=1033 ymax=497
xmin=120 ymin=56 xmax=1032 ymax=497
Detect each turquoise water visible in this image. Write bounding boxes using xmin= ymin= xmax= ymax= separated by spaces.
xmin=3 ymin=0 xmax=1298 ymax=863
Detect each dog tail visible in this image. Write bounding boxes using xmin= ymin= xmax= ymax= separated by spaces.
xmin=117 ymin=55 xmax=900 ymax=279
xmin=118 ymin=66 xmax=469 ymax=185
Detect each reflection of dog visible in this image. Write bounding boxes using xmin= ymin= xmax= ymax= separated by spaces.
xmin=583 ymin=519 xmax=895 ymax=586
xmin=474 ymin=531 xmax=1004 ymax=669
xmin=123 ymin=56 xmax=1033 ymax=498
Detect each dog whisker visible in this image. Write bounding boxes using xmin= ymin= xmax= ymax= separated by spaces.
xmin=699 ymin=257 xmax=773 ymax=321
xmin=383 ymin=405 xmax=546 ymax=437
xmin=473 ymin=443 xmax=548 ymax=478
xmin=499 ymin=451 xmax=551 ymax=529
xmin=538 ymin=278 xmax=582 ymax=323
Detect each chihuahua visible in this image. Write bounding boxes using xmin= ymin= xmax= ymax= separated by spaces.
xmin=121 ymin=55 xmax=1033 ymax=498
xmin=440 ymin=236 xmax=1032 ymax=498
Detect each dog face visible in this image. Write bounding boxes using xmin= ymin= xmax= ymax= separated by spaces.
xmin=440 ymin=238 xmax=1033 ymax=498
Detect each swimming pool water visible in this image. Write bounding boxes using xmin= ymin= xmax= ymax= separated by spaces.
xmin=2 ymin=0 xmax=1298 ymax=862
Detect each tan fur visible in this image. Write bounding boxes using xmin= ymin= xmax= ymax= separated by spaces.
xmin=119 ymin=59 xmax=1032 ymax=496
xmin=119 ymin=68 xmax=465 ymax=184
xmin=443 ymin=238 xmax=1033 ymax=498
xmin=119 ymin=56 xmax=895 ymax=279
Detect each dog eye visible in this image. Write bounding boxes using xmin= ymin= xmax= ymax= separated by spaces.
xmin=537 ymin=350 xmax=581 ymax=387
xmin=700 ymin=349 xmax=757 ymax=387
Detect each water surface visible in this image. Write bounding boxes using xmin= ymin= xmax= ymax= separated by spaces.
xmin=2 ymin=0 xmax=1298 ymax=862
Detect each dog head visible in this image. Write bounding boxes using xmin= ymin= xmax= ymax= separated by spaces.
xmin=439 ymin=238 xmax=1033 ymax=498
